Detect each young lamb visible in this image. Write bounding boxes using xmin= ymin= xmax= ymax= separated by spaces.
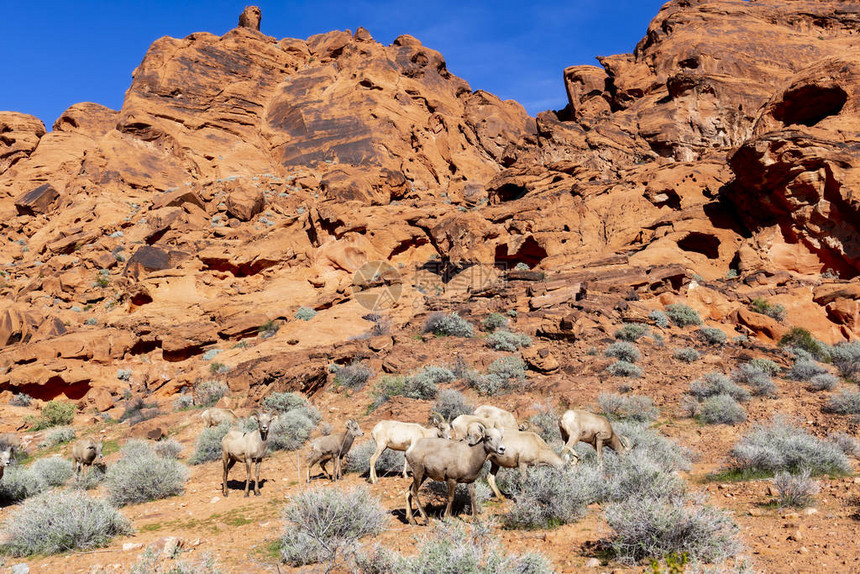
xmin=201 ymin=408 xmax=239 ymax=428
xmin=558 ymin=409 xmax=630 ymax=464
xmin=306 ymin=419 xmax=363 ymax=482
xmin=221 ymin=411 xmax=278 ymax=497
xmin=485 ymin=429 xmax=566 ymax=499
xmin=71 ymin=438 xmax=104 ymax=477
xmin=368 ymin=414 xmax=451 ymax=483
xmin=404 ymin=422 xmax=505 ymax=524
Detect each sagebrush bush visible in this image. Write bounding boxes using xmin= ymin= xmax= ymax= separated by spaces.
xmin=119 ymin=397 xmax=159 ymax=425
xmin=194 ymin=380 xmax=228 ymax=407
xmin=750 ymin=297 xmax=786 ymax=321
xmin=605 ymin=341 xmax=640 ymax=363
xmin=831 ymin=341 xmax=860 ymax=379
xmin=106 ymin=440 xmax=187 ymax=506
xmin=673 ymin=347 xmax=700 ymax=363
xmin=262 ymin=391 xmax=309 ymax=414
xmin=774 ymin=469 xmax=819 ymax=508
xmin=268 ymin=407 xmax=321 ymax=451
xmin=72 ymin=465 xmax=106 ymax=491
xmin=153 ymin=438 xmax=184 ymax=459
xmin=615 ymin=323 xmax=648 ymax=341
xmin=787 ymin=359 xmax=829 ymax=382
xmin=345 ymin=440 xmax=404 ymax=477
xmin=39 ymin=426 xmax=76 ymax=449
xmin=779 ymin=327 xmax=830 ymax=362
xmin=528 ymin=403 xmax=562 ymax=445
xmin=699 ymin=394 xmax=747 ymax=425
xmin=333 ymin=361 xmax=374 ymax=390
xmin=697 ymin=326 xmax=727 ymax=345
xmin=280 ymin=486 xmax=387 ymax=569
xmin=614 ymin=421 xmax=694 ymax=472
xmin=749 ymin=358 xmax=781 ymax=376
xmin=689 ymin=372 xmax=750 ymax=402
xmin=129 ymin=547 xmax=223 ymax=574
xmin=295 ymin=306 xmax=317 ymax=321
xmin=486 ymin=330 xmax=531 ymax=351
xmin=606 ymin=360 xmax=642 ymax=378
xmin=729 ymin=417 xmax=851 ymax=475
xmin=649 ymin=310 xmax=670 ymax=328
xmin=406 ymin=365 xmax=455 ymax=399
xmin=0 ymin=456 xmax=75 ymax=501
xmin=189 ymin=422 xmax=232 ymax=465
xmin=422 ymin=312 xmax=474 ymax=338
xmin=433 ymin=389 xmax=473 ymax=422
xmin=807 ymin=373 xmax=838 ymax=392
xmin=732 ymin=364 xmax=778 ymax=397
xmin=1 ymin=490 xmax=131 ymax=556
xmin=828 ymin=432 xmax=860 ymax=457
xmin=679 ymin=395 xmax=700 ymax=418
xmin=482 ymin=312 xmax=509 ymax=333
xmin=28 ymin=400 xmax=75 ymax=430
xmin=503 ymin=466 xmax=590 ymax=529
xmin=823 ymin=390 xmax=860 ymax=415
xmin=423 ymin=480 xmax=492 ymax=516
xmin=173 ymin=394 xmax=195 ymax=410
xmin=598 ymin=393 xmax=658 ymax=422
xmin=665 ymin=303 xmax=702 ymax=327
xmin=468 ymin=357 xmax=527 ymax=395
xmin=10 ymin=393 xmax=32 ymax=407
xmin=606 ymin=494 xmax=741 ymax=564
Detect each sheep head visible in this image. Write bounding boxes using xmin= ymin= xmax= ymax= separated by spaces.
xmin=346 ymin=419 xmax=363 ymax=437
xmin=254 ymin=412 xmax=277 ymax=440
xmin=0 ymin=446 xmax=11 ymax=467
xmin=431 ymin=412 xmax=452 ymax=439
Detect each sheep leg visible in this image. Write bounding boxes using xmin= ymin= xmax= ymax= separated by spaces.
xmin=469 ymin=482 xmax=479 ymax=517
xmin=487 ymin=461 xmax=504 ymax=500
xmin=244 ymin=458 xmax=252 ymax=497
xmin=223 ymin=457 xmax=236 ymax=496
xmin=595 ymin=437 xmax=604 ymax=469
xmin=410 ymin=472 xmax=429 ymax=524
xmin=402 ymin=455 xmax=411 ymax=480
xmin=253 ymin=459 xmax=262 ymax=496
xmin=369 ymin=444 xmax=385 ymax=484
xmin=320 ymin=458 xmax=331 ymax=480
xmin=444 ymin=479 xmax=456 ymax=519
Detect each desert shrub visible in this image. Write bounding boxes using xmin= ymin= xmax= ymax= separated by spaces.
xmin=295 ymin=306 xmax=317 ymax=321
xmin=606 ymin=360 xmax=642 ymax=378
xmin=433 ymin=389 xmax=473 ymax=422
xmin=39 ymin=426 xmax=76 ymax=449
xmin=1 ymin=490 xmax=131 ymax=556
xmin=345 ymin=440 xmax=405 ymax=477
xmin=598 ymin=393 xmax=658 ymax=422
xmin=699 ymin=394 xmax=747 ymax=425
xmin=823 ymin=390 xmax=860 ymax=415
xmin=262 ymin=391 xmax=309 ymax=414
xmin=370 ymin=376 xmax=407 ymax=410
xmin=731 ymin=364 xmax=778 ymax=397
xmin=280 ymin=486 xmax=387 ymax=569
xmin=689 ymin=372 xmax=750 ymax=402
xmin=613 ymin=421 xmax=694 ymax=473
xmin=673 ymin=347 xmax=700 ymax=363
xmin=407 ymin=365 xmax=455 ymax=399
xmin=194 ymin=380 xmax=228 ymax=407
xmin=485 ymin=330 xmax=531 ymax=351
xmin=779 ymin=327 xmax=830 ymax=362
xmin=269 ymin=407 xmax=320 ymax=452
xmin=173 ymin=394 xmax=195 ymax=410
xmin=28 ymin=400 xmax=75 ymax=430
xmin=831 ymin=341 xmax=860 ymax=379
xmin=119 ymin=397 xmax=159 ymax=425
xmin=188 ymin=422 xmax=232 ymax=465
xmin=482 ymin=313 xmax=509 ymax=333
xmin=423 ymin=480 xmax=492 ymax=516
xmin=665 ymin=303 xmax=702 ymax=327
xmin=749 ymin=297 xmax=787 ymax=321
xmin=503 ymin=466 xmax=590 ymax=529
xmin=72 ymin=465 xmax=107 ymax=491
xmin=749 ymin=358 xmax=781 ymax=376
xmin=605 ymin=494 xmax=741 ymax=564
xmin=649 ymin=310 xmax=670 ymax=328
xmin=787 ymin=359 xmax=829 ymax=382
xmin=528 ymin=403 xmax=562 ymax=445
xmin=153 ymin=438 xmax=184 ymax=459
xmin=679 ymin=395 xmax=700 ymax=418
xmin=10 ymin=393 xmax=32 ymax=407
xmin=605 ymin=341 xmax=640 ymax=363
xmin=333 ymin=361 xmax=374 ymax=390
xmin=423 ymin=312 xmax=474 ymax=338
xmin=615 ymin=323 xmax=648 ymax=341
xmin=828 ymin=432 xmax=860 ymax=457
xmin=469 ymin=357 xmax=527 ymax=395
xmin=773 ymin=469 xmax=819 ymax=508
xmin=729 ymin=417 xmax=851 ymax=476
xmin=697 ymin=326 xmax=727 ymax=345
xmin=129 ymin=547 xmax=223 ymax=574
xmin=105 ymin=440 xmax=187 ymax=506
xmin=807 ymin=373 xmax=839 ymax=392
xmin=0 ymin=457 xmax=73 ymax=503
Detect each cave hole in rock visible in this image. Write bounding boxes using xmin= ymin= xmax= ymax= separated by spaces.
xmin=773 ymin=85 xmax=847 ymax=127
xmin=677 ymin=232 xmax=721 ymax=259
xmin=495 ymin=183 xmax=529 ymax=202
xmin=495 ymin=236 xmax=548 ymax=269
xmin=13 ymin=378 xmax=91 ymax=401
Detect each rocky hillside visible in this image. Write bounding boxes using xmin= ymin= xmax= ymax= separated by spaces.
xmin=0 ymin=1 xmax=859 ymax=572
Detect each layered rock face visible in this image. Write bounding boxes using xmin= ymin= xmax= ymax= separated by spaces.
xmin=0 ymin=0 xmax=858 ymax=403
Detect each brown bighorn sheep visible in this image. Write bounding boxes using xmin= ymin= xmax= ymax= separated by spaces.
xmin=221 ymin=411 xmax=278 ymax=497
xmin=0 ymin=445 xmax=12 ymax=480
xmin=451 ymin=410 xmax=523 ymax=441
xmin=71 ymin=438 xmax=103 ymax=477
xmin=201 ymin=408 xmax=239 ymax=428
xmin=306 ymin=419 xmax=363 ymax=482
xmin=486 ymin=429 xmax=566 ymax=499
xmin=404 ymin=422 xmax=505 ymax=524
xmin=368 ymin=414 xmax=451 ymax=484
xmin=558 ymin=409 xmax=630 ymax=463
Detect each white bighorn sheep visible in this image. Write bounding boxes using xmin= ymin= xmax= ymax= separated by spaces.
xmin=71 ymin=438 xmax=104 ymax=477
xmin=368 ymin=413 xmax=451 ymax=484
xmin=473 ymin=405 xmax=521 ymax=430
xmin=201 ymin=408 xmax=239 ymax=428
xmin=221 ymin=411 xmax=278 ymax=497
xmin=404 ymin=422 xmax=505 ymax=524
xmin=486 ymin=429 xmax=566 ymax=499
xmin=558 ymin=409 xmax=630 ymax=464
xmin=306 ymin=419 xmax=363 ymax=482
xmin=0 ymin=445 xmax=12 ymax=481
xmin=450 ymin=410 xmax=524 ymax=441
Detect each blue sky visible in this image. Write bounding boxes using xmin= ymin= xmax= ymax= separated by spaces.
xmin=0 ymin=1 xmax=667 ymax=129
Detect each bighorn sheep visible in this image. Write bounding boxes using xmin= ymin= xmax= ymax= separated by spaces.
xmin=404 ymin=422 xmax=505 ymax=524
xmin=306 ymin=419 xmax=363 ymax=482
xmin=486 ymin=429 xmax=566 ymax=499
xmin=221 ymin=411 xmax=278 ymax=497
xmin=368 ymin=414 xmax=451 ymax=484
xmin=0 ymin=445 xmax=12 ymax=480
xmin=71 ymin=438 xmax=103 ymax=477
xmin=451 ymin=410 xmax=524 ymax=441
xmin=201 ymin=408 xmax=239 ymax=428
xmin=473 ymin=405 xmax=521 ymax=430
xmin=558 ymin=409 xmax=630 ymax=463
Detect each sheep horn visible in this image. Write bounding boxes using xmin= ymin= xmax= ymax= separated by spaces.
xmin=431 ymin=411 xmax=444 ymax=424
xmin=518 ymin=421 xmax=531 ymax=431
